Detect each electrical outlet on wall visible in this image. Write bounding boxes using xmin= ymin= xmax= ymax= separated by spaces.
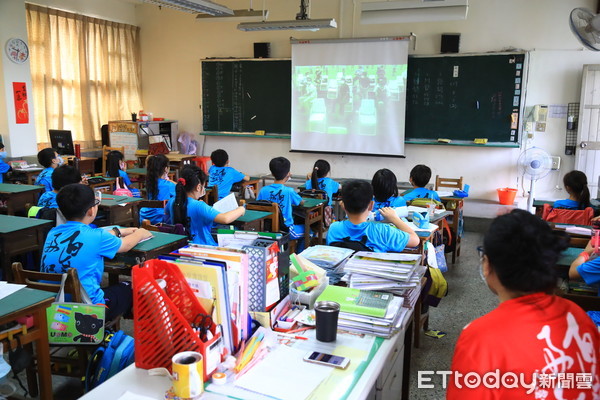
xmin=550 ymin=156 xmax=561 ymax=170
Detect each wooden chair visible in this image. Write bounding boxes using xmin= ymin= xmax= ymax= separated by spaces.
xmin=204 ymin=186 xmax=219 ymax=206
xmin=434 ymin=175 xmax=463 ymax=191
xmin=245 ymin=201 xmax=280 ymax=233
xmin=102 ymin=145 xmax=125 ymax=176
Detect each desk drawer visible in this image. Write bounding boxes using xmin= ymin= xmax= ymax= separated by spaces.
xmin=3 ymin=232 xmax=39 ymax=256
xmin=376 ymin=344 xmax=405 ymax=400
xmin=376 ymin=329 xmax=405 ymax=391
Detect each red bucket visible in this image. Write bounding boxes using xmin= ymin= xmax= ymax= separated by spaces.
xmin=497 ymin=188 xmax=517 ymax=205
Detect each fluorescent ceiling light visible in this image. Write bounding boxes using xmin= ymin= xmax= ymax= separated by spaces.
xmin=196 ymin=9 xmax=269 ymax=22
xmin=361 ymin=0 xmax=468 ymax=24
xmin=139 ymin=0 xmax=233 ymax=16
xmin=237 ymin=18 xmax=337 ymax=31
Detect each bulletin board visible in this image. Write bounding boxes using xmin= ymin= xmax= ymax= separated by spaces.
xmin=108 ymin=131 xmax=138 ymax=161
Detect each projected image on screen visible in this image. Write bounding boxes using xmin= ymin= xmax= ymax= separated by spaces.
xmin=291 ymin=38 xmax=410 ymax=156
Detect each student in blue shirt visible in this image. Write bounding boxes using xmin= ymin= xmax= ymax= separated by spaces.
xmin=371 ymin=168 xmax=406 ymax=217
xmin=41 ymin=184 xmax=152 ymax=320
xmin=106 ymin=150 xmax=140 ymax=197
xmin=165 ymin=165 xmax=245 ymax=245
xmin=570 ymin=239 xmax=600 ymax=295
xmin=35 ymin=148 xmax=64 ymax=192
xmin=327 ymin=180 xmax=419 ymax=252
xmin=0 ymin=143 xmax=10 ymax=183
xmin=403 ymin=164 xmax=441 ymax=202
xmin=140 ymin=154 xmax=176 ymax=224
xmin=304 ymin=159 xmax=340 ymax=207
xmin=258 ymin=157 xmax=305 ymax=240
xmin=38 ymin=165 xmax=83 ymax=209
xmin=554 ymin=170 xmax=590 ymax=210
xmin=208 ymin=149 xmax=249 ymax=200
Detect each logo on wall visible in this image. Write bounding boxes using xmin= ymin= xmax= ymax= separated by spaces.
xmin=13 ymin=82 xmax=29 ymax=124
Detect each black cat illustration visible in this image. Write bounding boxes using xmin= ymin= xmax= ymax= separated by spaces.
xmin=73 ymin=312 xmax=103 ymax=343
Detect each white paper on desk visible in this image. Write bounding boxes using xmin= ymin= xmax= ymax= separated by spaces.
xmin=407 ymin=206 xmax=445 ymax=216
xmin=0 ymin=282 xmax=26 ymax=300
xmin=566 ymin=227 xmax=592 ymax=236
xmin=234 ymin=345 xmax=329 ymax=400
xmin=435 ymin=190 xmax=454 ymax=197
xmin=405 ymin=221 xmax=439 ymax=233
xmin=212 ymin=193 xmax=238 ymax=213
xmin=117 ymin=391 xmax=157 ymax=400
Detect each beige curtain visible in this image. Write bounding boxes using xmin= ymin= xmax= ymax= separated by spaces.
xmin=26 ymin=4 xmax=142 ymax=147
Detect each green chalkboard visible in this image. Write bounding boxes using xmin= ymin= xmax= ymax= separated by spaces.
xmin=405 ymin=53 xmax=526 ymax=144
xmin=202 ymin=59 xmax=291 ymax=134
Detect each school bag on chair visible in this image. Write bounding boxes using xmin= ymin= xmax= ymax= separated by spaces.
xmin=113 ymin=177 xmax=133 ymax=197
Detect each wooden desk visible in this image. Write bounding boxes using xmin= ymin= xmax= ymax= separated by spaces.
xmin=0 ymin=288 xmax=55 ymax=400
xmin=232 ymin=210 xmax=273 ymax=231
xmin=241 ymin=177 xmax=262 ymax=198
xmin=105 ymin=230 xmax=188 ymax=285
xmin=87 ymin=177 xmax=115 ymax=193
xmin=0 ymin=183 xmax=44 ymax=215
xmin=96 ymin=195 xmax=143 ymax=227
xmin=551 ymin=223 xmax=591 ymax=248
xmin=0 ymin=215 xmax=53 ymax=280
xmin=135 ymin=152 xmax=195 ymax=179
xmin=10 ymin=167 xmax=43 ymax=185
xmin=66 ymin=156 xmax=97 ymax=176
xmin=297 ymin=197 xmax=326 ymax=246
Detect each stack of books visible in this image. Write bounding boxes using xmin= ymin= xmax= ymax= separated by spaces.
xmin=316 ymin=285 xmax=411 ymax=338
xmin=299 ymin=245 xmax=354 ymax=284
xmin=343 ymin=252 xmax=426 ymax=309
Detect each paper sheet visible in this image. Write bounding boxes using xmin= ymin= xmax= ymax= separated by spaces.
xmin=212 ymin=193 xmax=238 ymax=213
xmin=0 ymin=282 xmax=25 ymax=300
xmin=117 ymin=391 xmax=157 ymax=400
xmin=234 ymin=345 xmax=329 ymax=400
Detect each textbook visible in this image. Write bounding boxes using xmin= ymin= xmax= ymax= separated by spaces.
xmin=316 ymin=285 xmax=392 ymax=318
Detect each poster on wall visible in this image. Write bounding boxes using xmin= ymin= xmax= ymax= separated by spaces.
xmin=13 ymin=82 xmax=29 ymax=124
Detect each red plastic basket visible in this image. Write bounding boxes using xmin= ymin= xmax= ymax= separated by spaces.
xmin=133 ymin=259 xmax=220 ymax=381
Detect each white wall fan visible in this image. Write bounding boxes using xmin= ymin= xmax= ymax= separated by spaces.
xmin=570 ymin=7 xmax=600 ymax=51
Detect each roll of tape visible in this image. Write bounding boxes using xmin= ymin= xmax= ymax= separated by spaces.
xmin=212 ymin=372 xmax=227 ymax=385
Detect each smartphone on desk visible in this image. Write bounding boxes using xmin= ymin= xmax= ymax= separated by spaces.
xmin=303 ymin=351 xmax=350 ymax=369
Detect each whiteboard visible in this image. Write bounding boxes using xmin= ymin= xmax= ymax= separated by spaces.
xmin=108 ymin=131 xmax=138 ymax=161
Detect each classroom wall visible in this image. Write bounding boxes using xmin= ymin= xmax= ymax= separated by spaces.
xmin=0 ymin=0 xmax=137 ymax=157
xmin=134 ymin=0 xmax=600 ymax=202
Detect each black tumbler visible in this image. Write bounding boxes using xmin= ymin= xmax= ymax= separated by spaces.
xmin=131 ymin=112 xmax=137 ymax=122
xmin=315 ymin=301 xmax=340 ymax=342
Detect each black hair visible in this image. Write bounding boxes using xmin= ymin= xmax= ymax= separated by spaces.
xmin=372 ymin=168 xmax=398 ymax=203
xmin=57 ymin=183 xmax=95 ymax=220
xmin=146 ymin=154 xmax=169 ymax=200
xmin=341 ymin=180 xmax=373 ymax=214
xmin=106 ymin=150 xmax=125 ymax=178
xmin=0 ymin=143 xmax=4 ymax=149
xmin=52 ymin=165 xmax=81 ymax=191
xmin=483 ymin=209 xmax=568 ymax=293
xmin=172 ymin=165 xmax=208 ymax=238
xmin=410 ymin=164 xmax=432 ymax=188
xmin=563 ymin=170 xmax=590 ymax=209
xmin=311 ymin=159 xmax=331 ymax=190
xmin=210 ymin=149 xmax=228 ymax=168
xmin=38 ymin=148 xmax=57 ymax=168
xmin=269 ymin=157 xmax=291 ymax=181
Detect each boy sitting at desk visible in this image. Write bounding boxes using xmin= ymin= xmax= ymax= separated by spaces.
xmin=208 ymin=149 xmax=249 ymax=200
xmin=403 ymin=164 xmax=441 ymax=202
xmin=257 ymin=156 xmax=305 ymax=241
xmin=35 ymin=147 xmax=64 ymax=192
xmin=327 ymin=180 xmax=419 ymax=252
xmin=38 ymin=165 xmax=83 ymax=209
xmin=41 ymin=183 xmax=152 ymax=320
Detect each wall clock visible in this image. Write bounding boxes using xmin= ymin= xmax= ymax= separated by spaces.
xmin=5 ymin=38 xmax=29 ymax=64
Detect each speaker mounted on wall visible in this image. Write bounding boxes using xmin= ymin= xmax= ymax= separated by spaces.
xmin=254 ymin=42 xmax=270 ymax=58
xmin=441 ymin=33 xmax=460 ymax=53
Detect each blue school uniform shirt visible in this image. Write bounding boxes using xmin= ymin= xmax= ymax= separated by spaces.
xmin=208 ymin=166 xmax=245 ymax=200
xmin=41 ymin=221 xmax=122 ymax=304
xmin=304 ymin=177 xmax=340 ymax=206
xmin=139 ymin=178 xmax=176 ymax=224
xmin=165 ymin=197 xmax=220 ymax=246
xmin=0 ymin=158 xmax=9 ymax=183
xmin=553 ymin=199 xmax=582 ymax=210
xmin=106 ymin=170 xmax=132 ymax=187
xmin=35 ymin=167 xmax=54 ymax=192
xmin=257 ymin=183 xmax=302 ymax=228
xmin=38 ymin=191 xmax=58 ymax=208
xmin=373 ymin=195 xmax=407 ymax=212
xmin=326 ymin=220 xmax=410 ymax=253
xmin=403 ymin=187 xmax=441 ymax=202
xmin=577 ymin=257 xmax=600 ymax=295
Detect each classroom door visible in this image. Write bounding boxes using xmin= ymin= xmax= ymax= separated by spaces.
xmin=575 ymin=65 xmax=600 ymax=198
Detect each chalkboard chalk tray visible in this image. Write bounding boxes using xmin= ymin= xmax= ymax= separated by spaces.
xmin=405 ymin=52 xmax=527 ymax=144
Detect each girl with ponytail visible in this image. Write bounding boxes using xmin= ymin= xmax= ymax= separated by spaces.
xmin=304 ymin=159 xmax=340 ymax=206
xmin=554 ymin=170 xmax=591 ymax=210
xmin=139 ymin=154 xmax=176 ymax=224
xmin=165 ymin=165 xmax=245 ymax=245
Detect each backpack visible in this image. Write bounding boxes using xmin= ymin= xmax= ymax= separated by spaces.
xmin=330 ymin=235 xmax=374 ymax=252
xmin=85 ymin=330 xmax=134 ymax=391
xmin=113 ymin=177 xmax=133 ymax=197
xmin=409 ymin=197 xmax=445 ymax=209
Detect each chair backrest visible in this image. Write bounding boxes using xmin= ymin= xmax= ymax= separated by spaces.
xmin=246 ymin=200 xmax=280 ymax=233
xmin=435 ymin=175 xmax=463 ymax=191
xmin=141 ymin=218 xmax=186 ymax=235
xmin=204 ymin=186 xmax=219 ymax=205
xmin=542 ymin=204 xmax=594 ymax=225
xmin=11 ymin=262 xmax=84 ymax=302
xmin=299 ymin=189 xmax=329 ymax=202
xmin=102 ymin=145 xmax=125 ymax=176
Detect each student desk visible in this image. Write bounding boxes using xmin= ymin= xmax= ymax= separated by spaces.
xmin=0 ymin=183 xmax=44 ymax=215
xmin=79 ymin=313 xmax=415 ymax=400
xmin=0 ymin=215 xmax=53 ymax=280
xmin=87 ymin=177 xmax=116 ymax=193
xmin=105 ymin=230 xmax=188 ymax=285
xmin=66 ymin=156 xmax=98 ymax=176
xmin=240 ymin=176 xmax=262 ymax=198
xmin=550 ymin=223 xmax=591 ymax=248
xmin=297 ymin=197 xmax=326 ymax=246
xmin=0 ymin=288 xmax=55 ymax=400
xmin=9 ymin=167 xmax=43 ymax=185
xmin=135 ymin=152 xmax=195 ymax=179
xmin=232 ymin=210 xmax=273 ymax=231
xmin=96 ymin=195 xmax=143 ymax=227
